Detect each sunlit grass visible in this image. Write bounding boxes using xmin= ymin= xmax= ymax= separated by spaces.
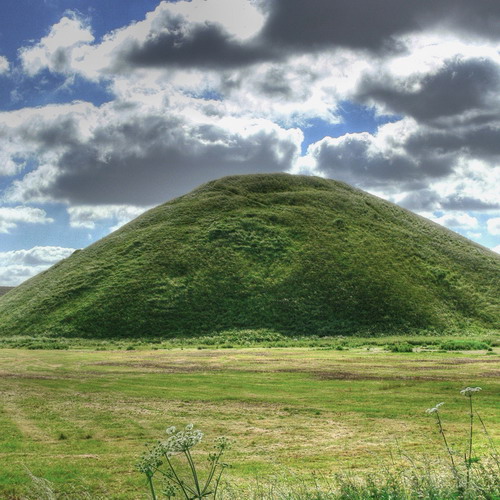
xmin=0 ymin=347 xmax=498 ymax=498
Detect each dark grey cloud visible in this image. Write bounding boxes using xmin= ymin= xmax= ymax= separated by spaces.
xmin=309 ymin=110 xmax=500 ymax=199
xmin=262 ymin=0 xmax=500 ymax=53
xmin=257 ymin=68 xmax=294 ymax=98
xmin=12 ymin=112 xmax=300 ymax=206
xmin=396 ymin=189 xmax=442 ymax=211
xmin=441 ymin=195 xmax=500 ymax=211
xmin=21 ymin=117 xmax=81 ymax=150
xmin=121 ymin=12 xmax=275 ymax=69
xmin=312 ymin=134 xmax=425 ymax=190
xmin=397 ymin=189 xmax=500 ymax=212
xmin=115 ymin=0 xmax=500 ymax=74
xmin=405 ymin=122 xmax=500 ymax=161
xmin=357 ymin=58 xmax=500 ymax=122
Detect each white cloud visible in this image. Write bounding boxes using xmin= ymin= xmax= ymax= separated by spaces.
xmin=166 ymin=0 xmax=265 ymax=40
xmin=19 ymin=13 xmax=94 ymax=76
xmin=491 ymin=244 xmax=500 ymax=254
xmin=0 ymin=55 xmax=9 ymax=74
xmin=0 ymin=246 xmax=76 ymax=286
xmin=0 ymin=206 xmax=53 ymax=233
xmin=16 ymin=0 xmax=266 ymax=82
xmin=430 ymin=212 xmax=479 ymax=230
xmin=68 ymin=205 xmax=149 ymax=230
xmin=486 ymin=217 xmax=500 ymax=236
xmin=215 ymin=51 xmax=371 ymax=124
xmin=466 ymin=232 xmax=482 ymax=240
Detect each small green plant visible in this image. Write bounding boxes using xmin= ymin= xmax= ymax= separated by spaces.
xmin=460 ymin=386 xmax=482 ymax=489
xmin=425 ymin=385 xmax=499 ymax=496
xmin=439 ymin=340 xmax=490 ymax=351
xmin=388 ymin=342 xmax=413 ymax=353
xmin=425 ymin=402 xmax=461 ymax=489
xmin=137 ymin=424 xmax=230 ymax=500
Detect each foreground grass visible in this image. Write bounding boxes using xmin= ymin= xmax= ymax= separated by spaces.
xmin=0 ymin=347 xmax=498 ymax=498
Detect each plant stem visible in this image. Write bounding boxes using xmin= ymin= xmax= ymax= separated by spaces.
xmin=165 ymin=454 xmax=193 ymax=500
xmin=185 ymin=448 xmax=202 ymax=498
xmin=147 ymin=475 xmax=157 ymax=500
xmin=435 ymin=412 xmax=460 ymax=490
xmin=212 ymin=466 xmax=225 ymax=499
xmin=203 ymin=451 xmax=222 ymax=493
xmin=466 ymin=395 xmax=473 ymax=489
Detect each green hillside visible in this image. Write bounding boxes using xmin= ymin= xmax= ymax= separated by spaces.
xmin=0 ymin=174 xmax=498 ymax=338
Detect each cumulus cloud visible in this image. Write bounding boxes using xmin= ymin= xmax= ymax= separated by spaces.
xmin=300 ymin=119 xmax=446 ymax=192
xmin=19 ymin=13 xmax=94 ymax=76
xmin=429 ymin=212 xmax=479 ymax=230
xmin=2 ymin=98 xmax=302 ymax=206
xmin=356 ymin=56 xmax=500 ymax=123
xmin=262 ymin=0 xmax=500 ymax=53
xmin=0 ymin=55 xmax=9 ymax=74
xmin=298 ymin=115 xmax=500 ymax=216
xmin=486 ymin=217 xmax=500 ymax=236
xmin=16 ymin=0 xmax=500 ymax=80
xmin=0 ymin=246 xmax=75 ymax=286
xmin=15 ymin=0 xmax=268 ymax=80
xmin=68 ymin=205 xmax=148 ymax=230
xmin=0 ymin=206 xmax=53 ymax=233
xmin=121 ymin=9 xmax=272 ymax=70
xmin=109 ymin=0 xmax=272 ymax=72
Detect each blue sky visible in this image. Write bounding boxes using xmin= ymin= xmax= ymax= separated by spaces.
xmin=0 ymin=0 xmax=499 ymax=285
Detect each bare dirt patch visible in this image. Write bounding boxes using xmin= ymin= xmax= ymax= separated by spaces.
xmin=0 ymin=371 xmax=65 ymax=380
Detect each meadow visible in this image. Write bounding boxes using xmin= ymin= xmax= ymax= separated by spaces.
xmin=0 ymin=341 xmax=498 ymax=498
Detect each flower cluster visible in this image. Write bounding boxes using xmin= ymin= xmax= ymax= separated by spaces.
xmin=426 ymin=402 xmax=444 ymax=414
xmin=208 ymin=436 xmax=232 ymax=463
xmin=214 ymin=436 xmax=231 ymax=452
xmin=137 ymin=423 xmax=231 ymax=499
xmin=161 ymin=424 xmax=203 ymax=454
xmin=460 ymin=387 xmax=482 ymax=397
xmin=136 ymin=443 xmax=164 ymax=476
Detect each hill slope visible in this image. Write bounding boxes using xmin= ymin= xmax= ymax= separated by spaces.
xmin=0 ymin=174 xmax=498 ymax=338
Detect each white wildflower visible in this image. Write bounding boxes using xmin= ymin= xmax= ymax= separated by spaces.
xmin=426 ymin=402 xmax=444 ymax=414
xmin=160 ymin=425 xmax=203 ymax=454
xmin=460 ymin=387 xmax=482 ymax=397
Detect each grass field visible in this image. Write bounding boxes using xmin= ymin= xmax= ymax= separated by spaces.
xmin=0 ymin=346 xmax=498 ymax=499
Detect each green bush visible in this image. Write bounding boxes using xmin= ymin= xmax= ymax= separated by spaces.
xmin=388 ymin=342 xmax=414 ymax=352
xmin=439 ymin=340 xmax=491 ymax=351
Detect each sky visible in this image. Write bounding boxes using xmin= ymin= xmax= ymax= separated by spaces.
xmin=0 ymin=0 xmax=500 ymax=286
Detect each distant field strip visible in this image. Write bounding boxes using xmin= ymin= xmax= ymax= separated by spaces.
xmin=0 ymin=347 xmax=498 ymax=499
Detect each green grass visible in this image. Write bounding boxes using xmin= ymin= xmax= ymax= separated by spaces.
xmin=0 ymin=331 xmax=497 ymax=351
xmin=0 ymin=347 xmax=498 ymax=499
xmin=0 ymin=174 xmax=498 ymax=338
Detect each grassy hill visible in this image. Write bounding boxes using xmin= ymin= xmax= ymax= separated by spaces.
xmin=0 ymin=173 xmax=498 ymax=338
